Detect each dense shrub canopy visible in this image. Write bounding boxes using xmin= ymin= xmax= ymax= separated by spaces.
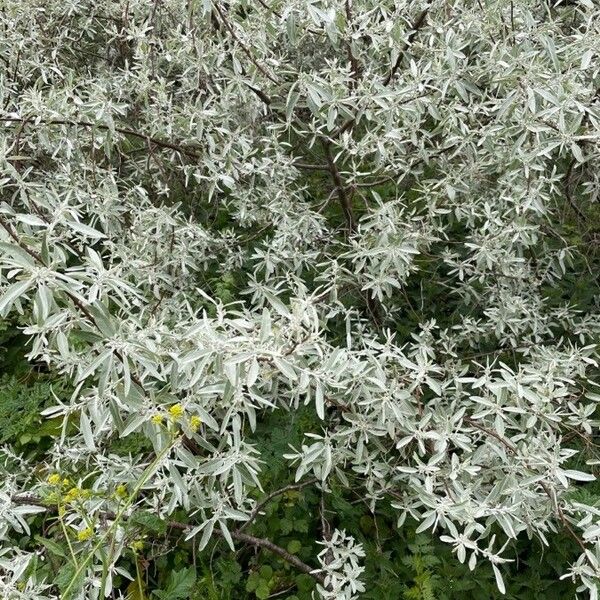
xmin=0 ymin=0 xmax=599 ymax=598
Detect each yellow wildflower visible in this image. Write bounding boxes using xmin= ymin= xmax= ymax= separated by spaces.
xmin=131 ymin=540 xmax=144 ymax=552
xmin=151 ymin=414 xmax=164 ymax=425
xmin=47 ymin=473 xmax=61 ymax=486
xmin=116 ymin=484 xmax=128 ymax=499
xmin=64 ymin=487 xmax=81 ymax=503
xmin=168 ymin=403 xmax=184 ymax=419
xmin=189 ymin=415 xmax=202 ymax=432
xmin=77 ymin=527 xmax=93 ymax=542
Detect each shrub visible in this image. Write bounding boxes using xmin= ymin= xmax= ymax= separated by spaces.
xmin=0 ymin=0 xmax=599 ymax=598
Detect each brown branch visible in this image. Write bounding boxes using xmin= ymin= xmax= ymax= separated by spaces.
xmin=255 ymin=0 xmax=282 ymax=18
xmin=211 ymin=2 xmax=278 ymax=84
xmin=555 ymin=500 xmax=589 ymax=556
xmin=322 ymin=140 xmax=356 ymax=234
xmin=0 ymin=117 xmax=201 ymax=160
xmin=161 ymin=517 xmax=323 ymax=581
xmin=334 ymin=117 xmax=357 ymax=138
xmin=226 ymin=529 xmax=325 ymax=583
xmin=319 ymin=494 xmax=334 ymax=565
xmin=353 ymin=175 xmax=396 ymax=188
xmin=344 ymin=0 xmax=361 ymax=89
xmin=244 ymin=82 xmax=272 ymax=106
xmin=292 ymin=161 xmax=330 ymax=171
xmin=0 ymin=214 xmax=43 ymax=263
xmin=383 ymin=6 xmax=431 ymax=87
xmin=11 ymin=494 xmax=326 ymax=586
xmin=464 ymin=417 xmax=517 ymax=453
xmin=564 ymin=158 xmax=587 ymax=221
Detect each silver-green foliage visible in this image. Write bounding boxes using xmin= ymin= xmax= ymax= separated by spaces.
xmin=0 ymin=0 xmax=599 ymax=598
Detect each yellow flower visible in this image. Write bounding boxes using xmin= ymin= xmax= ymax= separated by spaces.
xmin=77 ymin=527 xmax=93 ymax=542
xmin=58 ymin=506 xmax=66 ymax=517
xmin=189 ymin=415 xmax=202 ymax=432
xmin=151 ymin=414 xmax=164 ymax=425
xmin=116 ymin=484 xmax=128 ymax=499
xmin=131 ymin=540 xmax=144 ymax=552
xmin=62 ymin=478 xmax=71 ymax=487
xmin=47 ymin=473 xmax=61 ymax=486
xmin=168 ymin=403 xmax=184 ymax=419
xmin=64 ymin=487 xmax=82 ymax=503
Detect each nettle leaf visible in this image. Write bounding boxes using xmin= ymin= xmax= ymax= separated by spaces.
xmin=129 ymin=511 xmax=168 ymax=535
xmin=152 ymin=568 xmax=196 ymax=600
xmin=33 ymin=535 xmax=67 ymax=559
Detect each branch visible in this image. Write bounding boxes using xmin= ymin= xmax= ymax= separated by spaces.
xmin=11 ymin=494 xmax=326 ymax=586
xmin=383 ymin=6 xmax=431 ymax=87
xmin=322 ymin=140 xmax=356 ymax=234
xmin=564 ymin=158 xmax=587 ymax=221
xmin=226 ymin=529 xmax=325 ymax=583
xmin=0 ymin=117 xmax=201 ymax=160
xmin=0 ymin=213 xmax=43 ymax=263
xmin=464 ymin=417 xmax=517 ymax=453
xmin=211 ymin=2 xmax=278 ymax=84
xmin=244 ymin=82 xmax=272 ymax=106
xmin=292 ymin=161 xmax=330 ymax=171
xmin=255 ymin=0 xmax=282 ymax=18
xmin=344 ymin=0 xmax=361 ymax=89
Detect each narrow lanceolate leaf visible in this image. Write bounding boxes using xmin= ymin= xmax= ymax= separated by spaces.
xmin=79 ymin=411 xmax=96 ymax=451
xmin=67 ymin=220 xmax=106 ymax=239
xmin=0 ymin=279 xmax=32 ymax=315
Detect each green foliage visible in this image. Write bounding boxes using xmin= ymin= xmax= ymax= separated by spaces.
xmin=129 ymin=511 xmax=169 ymax=536
xmin=0 ymin=373 xmax=68 ymax=446
xmin=109 ymin=433 xmax=154 ymax=457
xmin=152 ymin=568 xmax=196 ymax=600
